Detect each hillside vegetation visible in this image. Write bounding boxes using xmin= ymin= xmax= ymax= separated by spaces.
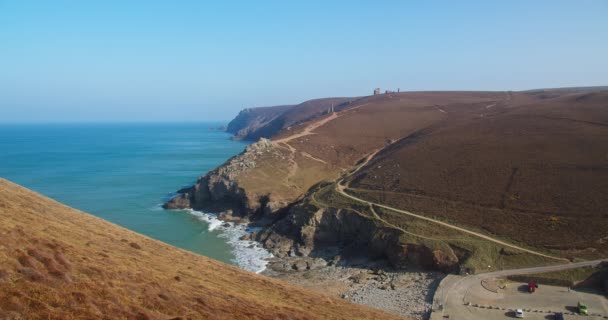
xmin=226 ymin=97 xmax=355 ymax=140
xmin=346 ymin=91 xmax=608 ymax=259
xmin=0 ymin=179 xmax=403 ymax=320
xmin=168 ymin=88 xmax=608 ymax=273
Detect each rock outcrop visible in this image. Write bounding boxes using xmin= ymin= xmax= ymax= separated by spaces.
xmin=167 ymin=89 xmax=608 ymax=272
xmin=226 ymin=97 xmax=354 ymax=141
xmin=226 ymin=105 xmax=293 ymax=140
xmin=252 ymin=198 xmax=460 ymax=272
xmin=164 ymin=138 xmax=287 ymax=219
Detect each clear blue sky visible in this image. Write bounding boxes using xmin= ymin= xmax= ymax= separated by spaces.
xmin=1 ymin=1 xmax=607 ymax=122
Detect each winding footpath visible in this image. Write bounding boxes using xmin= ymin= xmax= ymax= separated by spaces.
xmin=273 ymin=111 xmax=339 ymax=144
xmin=334 ymin=98 xmax=569 ymax=262
xmin=336 ymin=147 xmax=567 ymax=262
xmin=330 ymin=103 xmax=607 ymax=318
xmin=285 ymin=94 xmax=606 ymax=318
xmin=337 ymin=182 xmax=568 ymax=262
xmin=336 ymin=157 xmax=607 ymax=319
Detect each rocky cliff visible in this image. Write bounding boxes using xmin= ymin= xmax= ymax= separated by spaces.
xmin=166 ymin=89 xmax=608 ymax=273
xmin=164 ymin=138 xmax=278 ymax=219
xmin=226 ymin=97 xmax=354 ymax=141
xmin=251 ymin=195 xmax=460 ymax=272
xmin=164 ymin=91 xmax=494 ymax=272
xmin=226 ymin=105 xmax=293 ymax=140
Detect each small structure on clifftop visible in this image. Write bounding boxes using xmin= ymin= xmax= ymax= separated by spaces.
xmin=373 ymin=88 xmax=381 ymax=95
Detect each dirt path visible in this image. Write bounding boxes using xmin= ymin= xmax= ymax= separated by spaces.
xmin=272 ymin=103 xmax=370 ymax=186
xmin=271 ymin=112 xmax=341 ymax=186
xmin=336 ymin=143 xmax=568 ymax=262
xmin=300 ymin=152 xmax=327 ymax=164
xmin=273 ymin=112 xmax=339 ymax=144
xmin=342 ymin=150 xmax=381 ymax=188
xmin=368 ymin=204 xmax=467 ymax=242
xmin=337 ymin=182 xmax=568 ymax=262
xmin=273 ymin=101 xmax=370 ymax=146
xmin=278 ymin=142 xmax=299 ymax=188
xmin=334 ymin=93 xmax=566 ymax=261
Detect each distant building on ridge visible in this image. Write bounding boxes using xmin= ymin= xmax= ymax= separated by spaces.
xmin=373 ymin=88 xmax=381 ymax=95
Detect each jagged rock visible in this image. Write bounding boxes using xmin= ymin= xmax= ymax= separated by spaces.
xmin=162 ymin=193 xmax=191 ymax=209
xmin=254 ymin=199 xmax=460 ymax=272
xmin=292 ymin=260 xmax=308 ymax=271
xmin=163 ymin=138 xmax=278 ymax=217
xmin=226 ymin=105 xmax=294 ymax=141
xmin=164 ymin=133 xmax=460 ymax=273
xmin=308 ymin=258 xmax=328 ymax=269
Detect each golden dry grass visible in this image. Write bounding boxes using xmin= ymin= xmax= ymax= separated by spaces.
xmin=0 ymin=179 xmax=404 ymax=320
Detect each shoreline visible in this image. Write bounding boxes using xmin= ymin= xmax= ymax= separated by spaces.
xmin=181 ymin=209 xmax=274 ymax=274
xmin=262 ymin=255 xmax=445 ymax=320
xmin=177 ymin=206 xmax=445 ymax=320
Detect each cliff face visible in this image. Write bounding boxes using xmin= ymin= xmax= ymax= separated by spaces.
xmin=226 ymin=97 xmax=354 ymax=141
xmin=167 ymin=89 xmax=608 ymax=273
xmin=164 ymin=138 xmax=276 ymax=218
xmin=165 ymin=92 xmax=494 ymax=271
xmin=226 ymin=105 xmax=293 ymax=140
xmin=251 ymin=196 xmax=459 ymax=272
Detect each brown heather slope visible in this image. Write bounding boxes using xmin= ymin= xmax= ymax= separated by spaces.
xmin=0 ymin=179 xmax=403 ymax=320
xmin=166 ymin=88 xmax=607 ymax=272
xmin=346 ymin=90 xmax=608 ymax=259
xmin=226 ymin=104 xmax=294 ymax=140
xmin=166 ymin=91 xmax=509 ymax=217
xmin=226 ymin=97 xmax=355 ymax=141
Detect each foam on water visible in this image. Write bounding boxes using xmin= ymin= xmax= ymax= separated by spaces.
xmin=185 ymin=209 xmax=273 ymax=273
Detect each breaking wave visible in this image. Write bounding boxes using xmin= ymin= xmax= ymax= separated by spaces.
xmin=185 ymin=209 xmax=273 ymax=273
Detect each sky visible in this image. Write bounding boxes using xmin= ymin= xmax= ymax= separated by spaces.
xmin=0 ymin=1 xmax=607 ymax=122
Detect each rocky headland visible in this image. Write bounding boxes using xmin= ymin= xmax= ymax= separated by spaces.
xmin=164 ymin=88 xmax=608 ymax=319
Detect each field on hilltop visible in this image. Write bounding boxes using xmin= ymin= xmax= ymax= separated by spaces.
xmin=0 ymin=179 xmax=403 ymax=320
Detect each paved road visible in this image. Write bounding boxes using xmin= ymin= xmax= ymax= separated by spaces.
xmin=333 ymin=146 xmax=607 ymax=318
xmin=431 ymin=260 xmax=607 ymax=320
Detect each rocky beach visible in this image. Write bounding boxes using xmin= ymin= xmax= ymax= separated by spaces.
xmin=262 ymin=256 xmax=444 ymax=320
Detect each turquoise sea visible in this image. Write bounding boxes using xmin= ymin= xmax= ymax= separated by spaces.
xmin=0 ymin=123 xmax=272 ymax=272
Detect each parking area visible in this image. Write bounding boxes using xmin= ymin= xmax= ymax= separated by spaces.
xmin=466 ymin=280 xmax=607 ymax=319
xmin=455 ymin=305 xmax=605 ymax=320
xmin=433 ymin=275 xmax=608 ymax=320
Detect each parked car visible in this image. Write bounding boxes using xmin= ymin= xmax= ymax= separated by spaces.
xmin=554 ymin=312 xmax=564 ymax=320
xmin=515 ymin=309 xmax=524 ymax=318
xmin=578 ymin=301 xmax=588 ymax=315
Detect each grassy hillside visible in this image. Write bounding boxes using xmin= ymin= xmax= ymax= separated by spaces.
xmin=228 ymin=97 xmax=355 ymax=141
xmin=346 ymin=90 xmax=608 ymax=259
xmin=167 ymin=88 xmax=606 ymax=273
xmin=226 ymin=104 xmax=294 ymax=140
xmin=0 ymin=179 xmax=403 ymax=320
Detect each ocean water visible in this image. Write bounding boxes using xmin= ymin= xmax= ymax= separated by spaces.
xmin=0 ymin=123 xmax=272 ymax=272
